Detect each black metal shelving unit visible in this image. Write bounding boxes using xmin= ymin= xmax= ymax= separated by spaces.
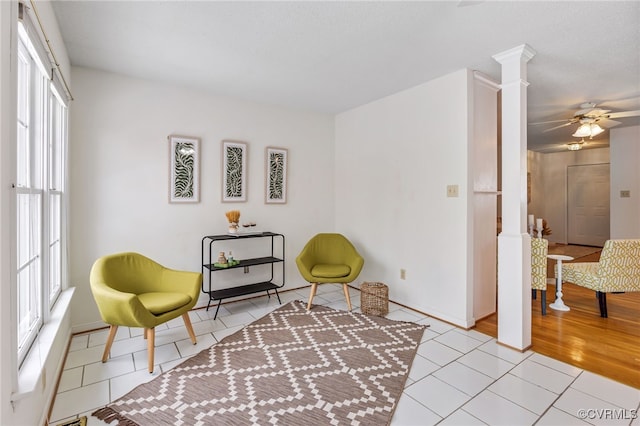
xmin=201 ymin=232 xmax=285 ymax=319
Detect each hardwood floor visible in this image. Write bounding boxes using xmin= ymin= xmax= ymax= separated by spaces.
xmin=474 ymin=249 xmax=640 ymax=389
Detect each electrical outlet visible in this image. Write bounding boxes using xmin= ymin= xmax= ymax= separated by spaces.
xmin=620 ymin=190 xmax=631 ymax=198
xmin=400 ymin=269 xmax=406 ymax=280
xmin=447 ymin=184 xmax=459 ymax=198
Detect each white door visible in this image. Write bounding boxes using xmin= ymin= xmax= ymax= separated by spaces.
xmin=567 ymin=163 xmax=610 ymax=246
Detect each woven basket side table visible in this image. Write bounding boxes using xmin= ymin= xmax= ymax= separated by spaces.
xmin=360 ymin=282 xmax=389 ymax=316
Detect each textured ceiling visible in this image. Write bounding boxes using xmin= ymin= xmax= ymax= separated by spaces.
xmin=51 ymin=1 xmax=640 ymax=152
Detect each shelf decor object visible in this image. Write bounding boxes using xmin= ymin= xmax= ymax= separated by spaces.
xmin=536 ymin=218 xmax=544 ymax=238
xmin=222 ymin=140 xmax=247 ymax=202
xmin=265 ymin=146 xmax=288 ymax=204
xmin=213 ymin=260 xmax=240 ymax=268
xmin=168 ymin=135 xmax=200 ymax=203
xmin=225 ymin=210 xmax=240 ymax=233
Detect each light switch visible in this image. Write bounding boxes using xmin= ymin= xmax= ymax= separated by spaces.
xmin=620 ymin=190 xmax=631 ymax=198
xmin=447 ymin=185 xmax=459 ymax=198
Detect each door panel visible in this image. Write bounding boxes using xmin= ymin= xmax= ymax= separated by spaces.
xmin=568 ymin=164 xmax=610 ymax=246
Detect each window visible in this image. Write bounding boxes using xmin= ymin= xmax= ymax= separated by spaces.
xmin=16 ymin=13 xmax=68 ymax=366
xmin=49 ymin=90 xmax=65 ymax=306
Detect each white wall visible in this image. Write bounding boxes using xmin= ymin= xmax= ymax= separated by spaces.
xmin=610 ymin=125 xmax=640 ymax=238
xmin=539 ymin=148 xmax=610 ymax=244
xmin=471 ymin=73 xmax=499 ymax=321
xmin=69 ymin=67 xmax=335 ymax=330
xmin=531 ymin=127 xmax=639 ymax=241
xmin=335 ymin=69 xmax=476 ymax=327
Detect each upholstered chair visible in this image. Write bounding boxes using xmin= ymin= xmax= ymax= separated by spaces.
xmin=90 ymin=252 xmax=202 ymax=373
xmin=560 ymin=239 xmax=640 ymax=318
xmin=531 ymin=237 xmax=549 ymax=315
xmin=296 ymin=233 xmax=364 ymax=311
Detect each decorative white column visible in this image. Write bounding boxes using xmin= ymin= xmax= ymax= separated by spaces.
xmin=493 ymin=44 xmax=536 ymax=350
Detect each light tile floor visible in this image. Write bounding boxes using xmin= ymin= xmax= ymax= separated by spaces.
xmin=49 ymin=284 xmax=640 ymax=426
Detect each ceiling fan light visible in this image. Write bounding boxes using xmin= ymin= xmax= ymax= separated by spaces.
xmin=572 ymin=123 xmax=592 ymax=138
xmin=572 ymin=122 xmax=604 ymax=139
xmin=567 ymin=142 xmax=583 ymax=151
xmin=590 ymin=123 xmax=604 ymax=137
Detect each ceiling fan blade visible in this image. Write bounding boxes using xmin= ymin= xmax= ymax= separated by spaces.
xmin=543 ymin=122 xmax=574 ymax=132
xmin=598 ymin=118 xmax=622 ymax=128
xmin=606 ymin=110 xmax=640 ymax=119
xmin=584 ymin=108 xmax=611 ymax=117
xmin=575 ymin=107 xmax=596 ymax=116
xmin=529 ymin=119 xmax=571 ymax=125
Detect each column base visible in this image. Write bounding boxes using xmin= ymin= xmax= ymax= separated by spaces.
xmin=497 ymin=232 xmax=532 ymax=350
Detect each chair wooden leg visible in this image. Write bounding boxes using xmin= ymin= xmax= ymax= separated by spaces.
xmin=147 ymin=327 xmax=155 ymax=373
xmin=343 ymin=283 xmax=352 ymax=311
xmin=182 ymin=313 xmax=197 ymax=345
xmin=307 ymin=283 xmax=318 ymax=310
xmin=102 ymin=325 xmax=118 ymax=362
xmin=541 ymin=290 xmax=547 ymax=316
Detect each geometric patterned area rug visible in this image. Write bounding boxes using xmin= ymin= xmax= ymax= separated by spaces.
xmin=93 ymin=300 xmax=426 ymax=426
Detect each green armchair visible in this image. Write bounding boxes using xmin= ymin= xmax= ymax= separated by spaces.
xmin=559 ymin=239 xmax=640 ymax=317
xmin=296 ymin=233 xmax=364 ymax=311
xmin=531 ymin=238 xmax=549 ymax=315
xmin=90 ymin=252 xmax=202 ymax=373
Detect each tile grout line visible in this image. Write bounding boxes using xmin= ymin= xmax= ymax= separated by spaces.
xmin=444 ymin=347 xmax=554 ymax=424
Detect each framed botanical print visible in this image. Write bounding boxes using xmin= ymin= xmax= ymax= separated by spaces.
xmin=222 ymin=140 xmax=247 ymax=202
xmin=169 ymin=135 xmax=200 ymax=203
xmin=265 ymin=146 xmax=288 ymax=204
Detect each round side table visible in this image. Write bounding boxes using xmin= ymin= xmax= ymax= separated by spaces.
xmin=547 ymin=254 xmax=574 ymax=311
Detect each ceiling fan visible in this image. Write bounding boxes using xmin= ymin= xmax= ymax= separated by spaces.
xmin=530 ymin=102 xmax=640 ymax=135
